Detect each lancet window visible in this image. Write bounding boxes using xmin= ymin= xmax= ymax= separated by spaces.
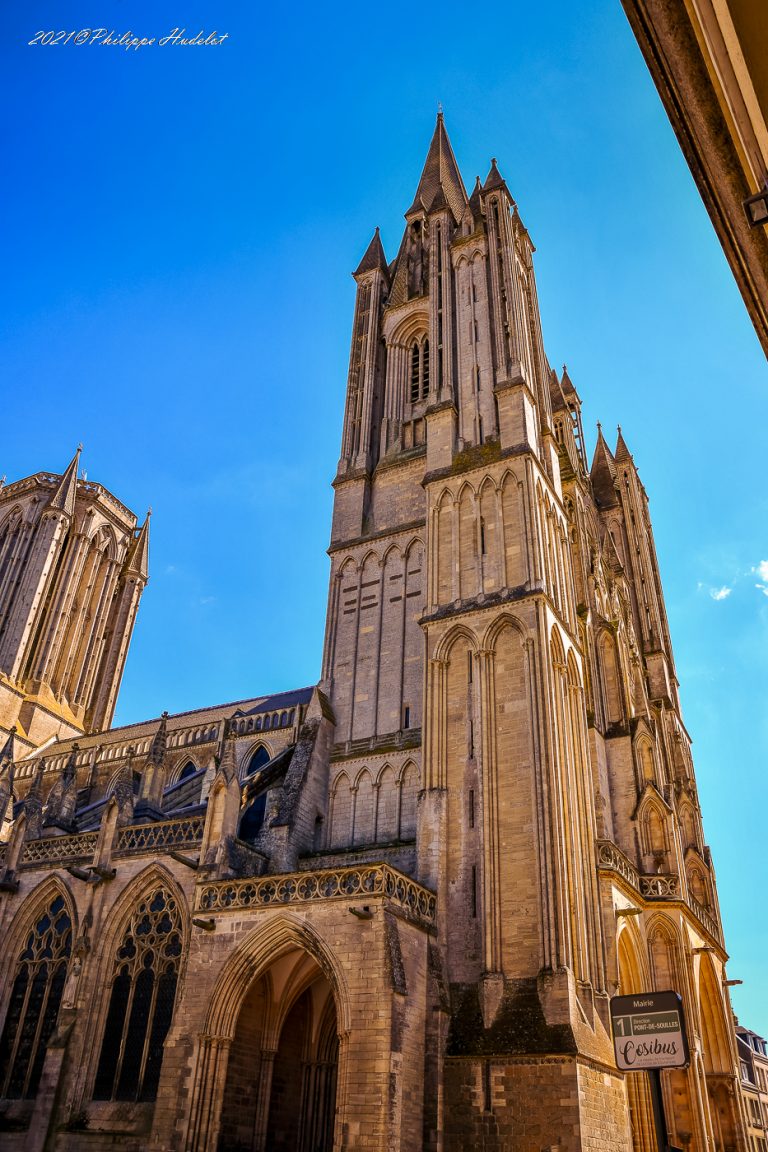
xmin=93 ymin=886 xmax=182 ymax=1102
xmin=246 ymin=745 xmax=270 ymax=776
xmin=0 ymin=894 xmax=72 ymax=1099
xmin=409 ymin=338 xmax=430 ymax=403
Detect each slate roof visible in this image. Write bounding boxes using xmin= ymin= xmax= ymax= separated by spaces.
xmin=405 ymin=112 xmax=468 ymax=223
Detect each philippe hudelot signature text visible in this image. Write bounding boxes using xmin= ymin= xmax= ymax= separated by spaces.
xmin=29 ymin=28 xmax=229 ymax=50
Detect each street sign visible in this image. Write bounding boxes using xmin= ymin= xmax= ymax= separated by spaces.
xmin=610 ymin=990 xmax=689 ymax=1071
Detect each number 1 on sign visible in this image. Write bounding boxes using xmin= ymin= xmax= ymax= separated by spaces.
xmin=614 ymin=1017 xmax=629 ymax=1037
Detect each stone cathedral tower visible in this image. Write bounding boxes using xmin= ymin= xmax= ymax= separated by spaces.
xmin=0 ymin=450 xmax=149 ymax=755
xmin=321 ymin=114 xmax=745 ymax=1149
xmin=0 ymin=118 xmax=748 ymax=1152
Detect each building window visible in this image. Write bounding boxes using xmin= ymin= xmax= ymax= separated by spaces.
xmin=247 ymin=746 xmax=270 ymax=776
xmin=409 ymin=339 xmax=430 ymax=404
xmin=410 ymin=344 xmax=420 ymax=402
xmin=239 ymin=793 xmax=268 ymax=841
xmin=93 ymin=887 xmax=182 ymax=1103
xmin=0 ymin=895 xmax=72 ymax=1099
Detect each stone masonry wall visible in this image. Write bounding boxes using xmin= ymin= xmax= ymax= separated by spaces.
xmin=444 ymin=1056 xmax=632 ymax=1152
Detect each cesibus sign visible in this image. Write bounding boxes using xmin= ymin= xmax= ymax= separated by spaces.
xmin=610 ymin=990 xmax=690 ymax=1071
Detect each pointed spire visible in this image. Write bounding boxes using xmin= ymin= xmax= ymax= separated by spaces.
xmin=548 ymin=368 xmax=569 ymax=414
xmin=353 ymin=227 xmax=389 ymax=279
xmin=43 ymin=744 xmax=79 ymax=831
xmin=0 ymin=731 xmax=16 ymax=815
xmin=63 ymin=743 xmax=78 ymax=783
xmin=468 ymin=176 xmax=484 ymax=221
xmin=26 ymin=759 xmax=46 ymax=802
xmin=124 ymin=510 xmax=150 ymax=581
xmin=47 ymin=446 xmax=81 ymax=518
xmin=590 ymin=424 xmax=619 ymax=509
xmin=614 ymin=425 xmax=633 ymax=462
xmin=560 ymin=364 xmax=578 ymax=399
xmin=406 ymin=113 xmax=468 ymax=222
xmin=0 ymin=727 xmax=16 ymax=768
xmin=113 ymin=749 xmax=135 ymax=825
xmin=148 ymin=711 xmax=169 ymax=766
xmin=219 ymin=725 xmax=238 ymax=785
xmin=482 ymin=157 xmax=508 ymax=195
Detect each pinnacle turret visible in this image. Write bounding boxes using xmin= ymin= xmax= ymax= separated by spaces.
xmin=614 ymin=426 xmax=633 ymax=462
xmin=148 ymin=711 xmax=169 ymax=766
xmin=549 ymin=369 xmax=569 ymax=414
xmin=219 ymin=726 xmax=238 ymax=784
xmin=124 ymin=511 xmax=150 ymax=581
xmin=467 ymin=176 xmax=483 ymax=220
xmin=590 ymin=424 xmax=619 ymax=509
xmin=47 ymin=446 xmax=81 ymax=518
xmin=0 ymin=727 xmax=16 ymax=768
xmin=26 ymin=759 xmax=46 ymax=802
xmin=560 ymin=365 xmax=579 ymax=401
xmin=354 ymin=227 xmax=389 ymax=279
xmin=482 ymin=157 xmax=508 ymax=195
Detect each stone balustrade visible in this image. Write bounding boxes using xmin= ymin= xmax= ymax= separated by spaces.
xmin=196 ymin=863 xmax=437 ymax=928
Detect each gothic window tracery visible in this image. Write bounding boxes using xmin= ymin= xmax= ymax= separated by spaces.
xmin=0 ymin=894 xmax=72 ymax=1099
xmin=93 ymin=886 xmax=182 ymax=1102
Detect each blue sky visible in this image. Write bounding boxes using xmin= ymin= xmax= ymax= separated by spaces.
xmin=2 ymin=2 xmax=766 ymax=1028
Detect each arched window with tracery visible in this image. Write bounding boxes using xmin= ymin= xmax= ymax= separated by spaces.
xmin=93 ymin=886 xmax=182 ymax=1102
xmin=0 ymin=894 xmax=72 ymax=1099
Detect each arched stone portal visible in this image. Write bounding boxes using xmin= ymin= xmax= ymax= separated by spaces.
xmin=218 ymin=946 xmax=339 ymax=1152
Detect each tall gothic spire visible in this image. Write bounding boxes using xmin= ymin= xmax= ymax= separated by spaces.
xmin=406 ymin=112 xmax=468 ymax=222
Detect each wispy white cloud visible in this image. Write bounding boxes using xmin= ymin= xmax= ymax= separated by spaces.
xmin=751 ymin=561 xmax=768 ymax=596
xmin=698 ymin=579 xmax=733 ymax=601
xmin=697 ymin=562 xmax=768 ymax=600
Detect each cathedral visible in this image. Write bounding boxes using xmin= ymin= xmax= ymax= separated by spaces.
xmin=0 ymin=116 xmax=750 ymax=1151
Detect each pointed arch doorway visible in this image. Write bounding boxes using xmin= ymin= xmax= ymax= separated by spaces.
xmin=218 ymin=946 xmax=339 ymax=1152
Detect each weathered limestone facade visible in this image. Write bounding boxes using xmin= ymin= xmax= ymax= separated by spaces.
xmin=0 ymin=117 xmax=750 ymax=1151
